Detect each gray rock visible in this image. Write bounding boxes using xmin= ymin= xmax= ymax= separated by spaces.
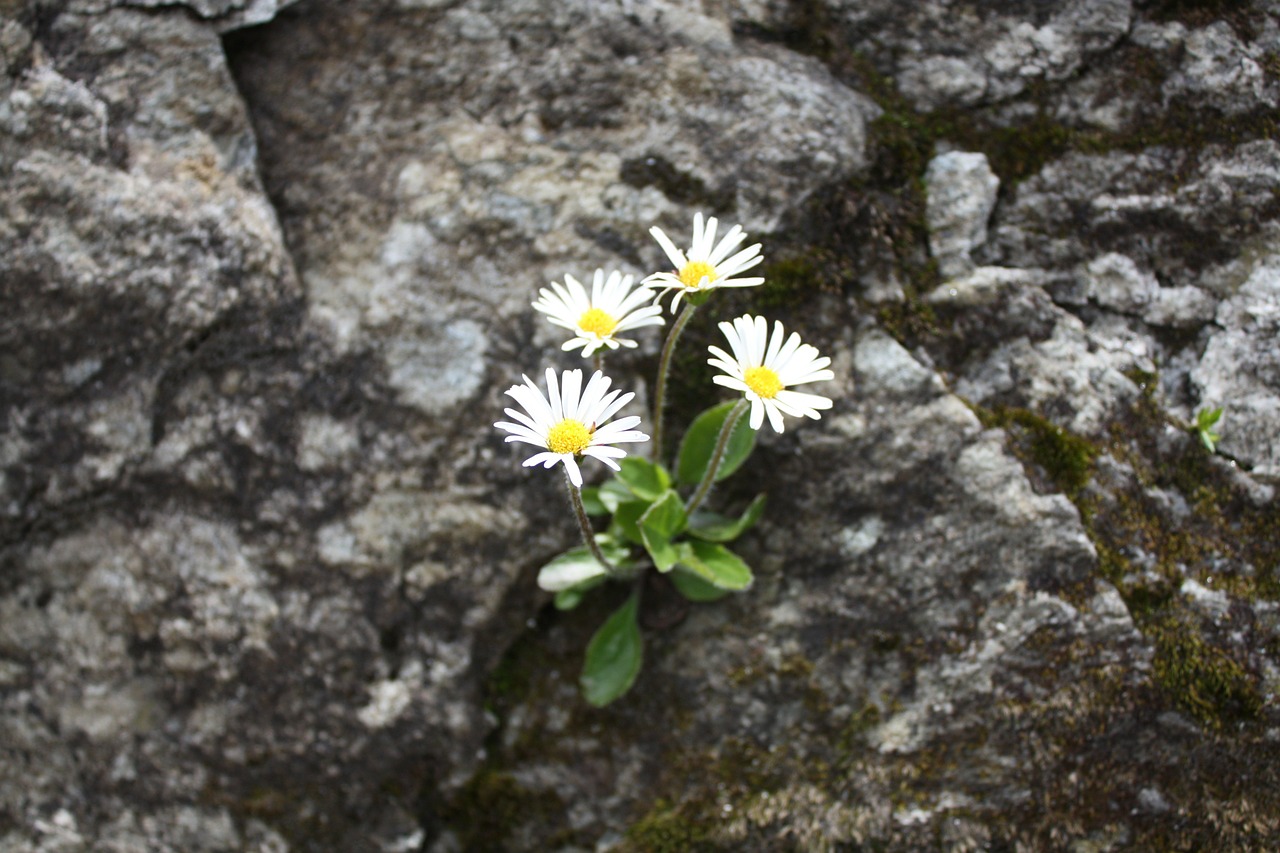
xmin=925 ymin=151 xmax=1000 ymax=279
xmin=58 ymin=0 xmax=303 ymax=32
xmin=1078 ymin=251 xmax=1213 ymax=328
xmin=994 ymin=140 xmax=1280 ymax=290
xmin=1149 ymin=286 xmax=1218 ymax=328
xmin=4 ymin=0 xmax=1280 ymax=849
xmin=1086 ymin=252 xmax=1159 ymax=315
xmin=924 ymin=265 xmax=1047 ymax=307
xmin=952 ymin=299 xmax=1147 ymax=435
xmin=1164 ymin=21 xmax=1278 ymax=114
xmin=2 ymin=7 xmax=297 ymax=534
xmin=813 ymin=0 xmax=1134 ymax=111
xmin=1193 ymin=249 xmax=1280 ymax=481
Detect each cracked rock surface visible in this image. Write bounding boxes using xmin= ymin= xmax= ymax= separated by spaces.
xmin=3 ymin=0 xmax=1280 ymax=850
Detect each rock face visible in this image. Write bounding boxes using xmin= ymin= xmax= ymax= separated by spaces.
xmin=2 ymin=0 xmax=1279 ymax=851
xmin=924 ymin=150 xmax=1000 ymax=279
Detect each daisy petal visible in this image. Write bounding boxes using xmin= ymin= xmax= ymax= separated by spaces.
xmin=705 ymin=313 xmax=834 ymax=433
xmin=764 ymin=400 xmax=786 ymax=434
xmin=562 ymin=456 xmax=583 ymax=487
xmin=495 ymin=368 xmax=649 ymax=483
xmin=650 ymin=227 xmax=688 ymax=270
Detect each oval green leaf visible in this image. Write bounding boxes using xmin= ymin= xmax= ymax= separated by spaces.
xmin=687 ymin=493 xmax=767 ymax=543
xmin=597 ymin=479 xmax=636 ymax=513
xmin=579 ymin=486 xmax=608 ymax=516
xmin=670 ymin=570 xmax=732 ymax=602
xmin=536 ymin=537 xmax=629 ymax=591
xmin=638 ymin=490 xmax=688 ymax=572
xmin=616 ymin=457 xmax=672 ymax=502
xmin=554 ymin=574 xmax=606 ymax=610
xmin=676 ymin=402 xmax=756 ymax=486
xmin=580 ymin=593 xmax=643 ymax=707
xmin=673 ymin=540 xmax=753 ymax=591
xmin=609 ymin=498 xmax=650 ymax=546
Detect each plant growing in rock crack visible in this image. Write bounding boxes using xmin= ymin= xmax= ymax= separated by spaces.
xmin=1193 ymin=405 xmax=1224 ymax=453
xmin=494 ymin=213 xmax=834 ymax=706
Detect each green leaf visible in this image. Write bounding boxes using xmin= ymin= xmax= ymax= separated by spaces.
xmin=609 ymin=499 xmax=650 ymax=546
xmin=676 ymin=402 xmax=756 ymax=486
xmin=615 ymin=457 xmax=672 ymax=502
xmin=670 ymin=570 xmax=732 ymax=603
xmin=1194 ymin=406 xmax=1224 ymax=453
xmin=554 ymin=575 xmax=607 ymax=610
xmin=536 ymin=537 xmax=628 ymax=591
xmin=638 ymin=490 xmax=687 ymax=572
xmin=579 ymin=486 xmax=608 ymax=516
xmin=1196 ymin=406 xmax=1224 ymax=429
xmin=687 ymin=493 xmax=767 ymax=543
xmin=580 ymin=593 xmax=643 ymax=707
xmin=673 ymin=540 xmax=753 ymax=591
xmin=597 ymin=479 xmax=636 ymax=513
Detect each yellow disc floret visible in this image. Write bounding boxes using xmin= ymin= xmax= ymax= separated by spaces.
xmin=578 ymin=307 xmax=618 ymax=336
xmin=679 ymin=260 xmax=718 ymax=290
xmin=743 ymin=365 xmax=783 ymax=399
xmin=546 ymin=418 xmax=592 ymax=455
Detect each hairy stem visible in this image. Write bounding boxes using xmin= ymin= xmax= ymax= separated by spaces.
xmin=685 ymin=399 xmax=748 ymax=515
xmin=651 ymin=302 xmax=697 ymax=464
xmin=566 ymin=468 xmax=615 ymax=574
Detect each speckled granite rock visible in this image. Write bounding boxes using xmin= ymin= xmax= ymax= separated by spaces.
xmin=3 ymin=0 xmax=1279 ymax=850
xmin=925 ymin=150 xmax=1000 ymax=279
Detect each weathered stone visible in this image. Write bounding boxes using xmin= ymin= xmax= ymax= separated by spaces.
xmin=4 ymin=0 xmax=1280 ymax=849
xmin=925 ymin=151 xmax=1000 ymax=279
xmin=1193 ymin=249 xmax=1280 ymax=481
xmin=775 ymin=0 xmax=1135 ymax=111
xmin=1163 ymin=20 xmax=1278 ymax=114
xmin=55 ymin=0 xmax=302 ymax=32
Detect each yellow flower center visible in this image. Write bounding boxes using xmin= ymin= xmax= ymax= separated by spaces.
xmin=743 ymin=365 xmax=783 ymax=399
xmin=679 ymin=260 xmax=718 ymax=290
xmin=546 ymin=418 xmax=592 ymax=455
xmin=578 ymin=307 xmax=618 ymax=336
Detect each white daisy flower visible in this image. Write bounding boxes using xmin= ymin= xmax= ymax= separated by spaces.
xmin=643 ymin=212 xmax=765 ymax=311
xmin=533 ymin=269 xmax=665 ymax=357
xmin=494 ymin=368 xmax=649 ymax=487
xmin=707 ymin=314 xmax=834 ymax=433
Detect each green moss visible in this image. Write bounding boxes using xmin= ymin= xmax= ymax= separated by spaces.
xmin=443 ymin=770 xmax=571 ymax=850
xmin=1149 ymin=613 xmax=1263 ymax=729
xmin=837 ymin=702 xmax=882 ymax=754
xmin=992 ymin=375 xmax=1277 ymax=736
xmin=754 ymin=256 xmax=823 ymax=309
xmin=625 ymin=800 xmax=714 ymax=852
xmin=980 ymin=109 xmax=1094 ymax=184
xmin=712 ymin=737 xmax=788 ymax=795
xmin=484 ymin=608 xmax=563 ymax=714
xmin=486 ymin=642 xmax=538 ymax=706
xmin=874 ymin=296 xmax=940 ymax=344
xmin=1263 ymin=52 xmax=1280 ymax=84
xmin=1097 ymin=387 xmax=1280 ymax=606
xmin=621 ymin=734 xmax=823 ymax=851
xmin=865 ymin=108 xmax=933 ymax=189
xmin=978 ymin=406 xmax=1099 ymax=498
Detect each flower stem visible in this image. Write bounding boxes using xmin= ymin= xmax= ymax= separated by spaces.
xmin=685 ymin=398 xmax=748 ymax=515
xmin=565 ymin=468 xmax=615 ymax=574
xmin=651 ymin=302 xmax=697 ymax=464
xmin=592 ymin=351 xmax=604 ymax=374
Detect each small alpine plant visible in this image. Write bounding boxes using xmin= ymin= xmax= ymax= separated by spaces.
xmin=494 ymin=213 xmax=833 ymax=706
